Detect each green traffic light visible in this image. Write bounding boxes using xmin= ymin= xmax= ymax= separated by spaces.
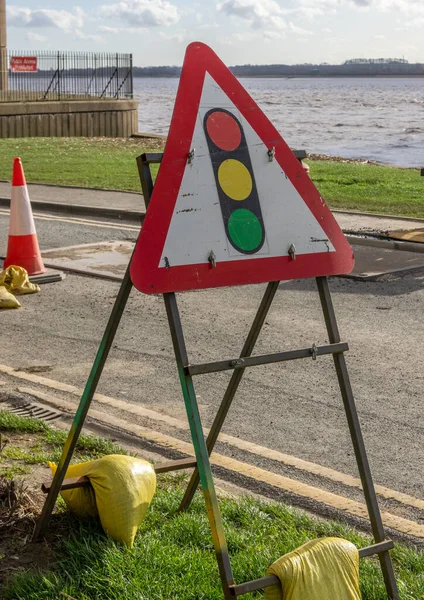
xmin=227 ymin=209 xmax=263 ymax=253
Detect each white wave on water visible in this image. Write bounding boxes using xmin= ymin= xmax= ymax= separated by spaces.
xmin=134 ymin=76 xmax=424 ymax=167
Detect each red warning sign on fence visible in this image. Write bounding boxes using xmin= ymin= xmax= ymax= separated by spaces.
xmin=10 ymin=57 xmax=38 ymax=73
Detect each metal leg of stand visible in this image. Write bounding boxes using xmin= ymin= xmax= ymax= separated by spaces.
xmin=316 ymin=276 xmax=399 ymax=599
xmin=164 ymin=292 xmax=235 ymax=599
xmin=179 ymin=280 xmax=280 ymax=512
xmin=33 ymin=266 xmax=134 ymax=541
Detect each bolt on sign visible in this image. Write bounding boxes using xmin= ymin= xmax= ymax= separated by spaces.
xmin=10 ymin=56 xmax=38 ymax=73
xmin=130 ymin=43 xmax=354 ymax=294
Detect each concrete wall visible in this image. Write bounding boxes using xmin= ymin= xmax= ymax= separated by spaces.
xmin=0 ymin=99 xmax=138 ymax=138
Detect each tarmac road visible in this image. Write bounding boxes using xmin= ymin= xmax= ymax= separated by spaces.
xmin=0 ymin=209 xmax=140 ymax=251
xmin=1 ymin=209 xmax=424 ymax=536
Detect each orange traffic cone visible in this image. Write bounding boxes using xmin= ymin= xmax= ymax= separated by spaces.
xmin=3 ymin=158 xmax=46 ymax=275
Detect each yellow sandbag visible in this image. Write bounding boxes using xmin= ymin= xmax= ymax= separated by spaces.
xmin=265 ymin=537 xmax=361 ymax=600
xmin=0 ymin=286 xmax=21 ymax=309
xmin=0 ymin=265 xmax=40 ymax=295
xmin=49 ymin=454 xmax=156 ymax=547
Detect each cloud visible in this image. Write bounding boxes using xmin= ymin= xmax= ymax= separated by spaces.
xmin=294 ymin=7 xmax=326 ymax=19
xmin=379 ymin=0 xmax=424 ymax=14
xmin=198 ymin=22 xmax=220 ymax=29
xmin=25 ymin=31 xmax=47 ymax=42
xmin=263 ymin=29 xmax=286 ymax=40
xmin=289 ymin=22 xmax=314 ymax=35
xmin=75 ymin=30 xmax=103 ymax=43
xmin=7 ymin=6 xmax=85 ymax=31
xmin=297 ymin=0 xmax=338 ymax=9
xmin=218 ymin=0 xmax=287 ymax=29
xmin=159 ymin=31 xmax=186 ymax=43
xmin=100 ymin=0 xmax=180 ymax=27
xmin=300 ymin=0 xmax=424 ymax=14
xmin=404 ymin=15 xmax=424 ymax=26
xmin=97 ymin=25 xmax=120 ymax=35
xmin=232 ymin=31 xmax=257 ymax=42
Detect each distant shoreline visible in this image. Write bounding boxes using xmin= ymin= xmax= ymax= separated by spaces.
xmin=133 ymin=74 xmax=424 ymax=79
xmin=133 ymin=63 xmax=424 ymax=78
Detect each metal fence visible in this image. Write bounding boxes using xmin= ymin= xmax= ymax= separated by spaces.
xmin=1 ymin=50 xmax=133 ymax=101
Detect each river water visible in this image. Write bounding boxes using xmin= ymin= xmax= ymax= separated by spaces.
xmin=134 ymin=77 xmax=424 ymax=168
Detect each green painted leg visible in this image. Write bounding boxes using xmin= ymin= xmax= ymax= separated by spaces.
xmin=179 ymin=280 xmax=280 ymax=512
xmin=33 ymin=266 xmax=134 ymax=541
xmin=164 ymin=293 xmax=235 ymax=599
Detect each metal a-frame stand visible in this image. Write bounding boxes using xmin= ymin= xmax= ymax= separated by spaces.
xmin=34 ymin=154 xmax=399 ymax=599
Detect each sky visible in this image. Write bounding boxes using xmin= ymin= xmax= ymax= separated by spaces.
xmin=5 ymin=0 xmax=424 ymax=66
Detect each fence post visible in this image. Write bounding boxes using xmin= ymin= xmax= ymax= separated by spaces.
xmin=0 ymin=1 xmax=8 ymax=94
xmin=57 ymin=51 xmax=61 ymax=100
xmin=129 ymin=53 xmax=133 ymax=99
xmin=116 ymin=52 xmax=119 ymax=98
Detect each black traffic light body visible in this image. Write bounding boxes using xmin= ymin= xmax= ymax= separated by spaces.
xmin=203 ymin=108 xmax=266 ymax=255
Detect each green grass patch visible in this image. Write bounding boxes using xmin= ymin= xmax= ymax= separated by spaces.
xmin=1 ymin=411 xmax=424 ymax=599
xmin=0 ymin=138 xmax=422 ymax=218
xmin=2 ymin=481 xmax=424 ymax=599
xmin=308 ymin=160 xmax=424 ymax=219
xmin=42 ymin=427 xmax=129 ymax=460
xmin=0 ymin=137 xmax=162 ymax=192
xmin=0 ymin=465 xmax=31 ymax=478
xmin=0 ymin=411 xmax=48 ymax=433
xmin=1 ymin=446 xmax=50 ymax=465
xmin=0 ymin=409 xmax=128 ymax=475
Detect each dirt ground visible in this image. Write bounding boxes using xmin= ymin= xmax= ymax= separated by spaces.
xmin=0 ymin=432 xmax=64 ymax=586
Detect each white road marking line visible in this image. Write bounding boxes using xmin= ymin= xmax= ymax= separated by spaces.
xmin=13 ymin=383 xmax=424 ymax=539
xmin=0 ymin=209 xmax=141 ymax=232
xmin=0 ymin=363 xmax=422 ymax=513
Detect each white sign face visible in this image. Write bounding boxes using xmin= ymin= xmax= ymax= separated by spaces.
xmin=160 ymin=74 xmax=334 ymax=269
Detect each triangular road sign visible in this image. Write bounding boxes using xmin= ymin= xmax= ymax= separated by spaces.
xmin=130 ymin=42 xmax=354 ymax=295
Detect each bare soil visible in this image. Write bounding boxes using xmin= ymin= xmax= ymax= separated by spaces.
xmin=0 ymin=433 xmax=68 ymax=587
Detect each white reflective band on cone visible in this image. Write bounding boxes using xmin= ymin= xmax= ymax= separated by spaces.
xmin=9 ymin=185 xmax=36 ymax=236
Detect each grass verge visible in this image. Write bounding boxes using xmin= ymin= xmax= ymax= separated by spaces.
xmin=309 ymin=160 xmax=423 ymax=219
xmin=0 ymin=137 xmax=422 ymax=219
xmin=0 ymin=411 xmax=128 ymax=472
xmin=0 ymin=137 xmax=163 ymax=192
xmin=0 ymin=410 xmax=424 ymax=599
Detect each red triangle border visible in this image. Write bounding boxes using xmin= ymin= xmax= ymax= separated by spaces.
xmin=130 ymin=42 xmax=354 ymax=294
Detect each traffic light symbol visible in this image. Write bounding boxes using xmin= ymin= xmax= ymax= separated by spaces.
xmin=203 ymin=108 xmax=265 ymax=255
